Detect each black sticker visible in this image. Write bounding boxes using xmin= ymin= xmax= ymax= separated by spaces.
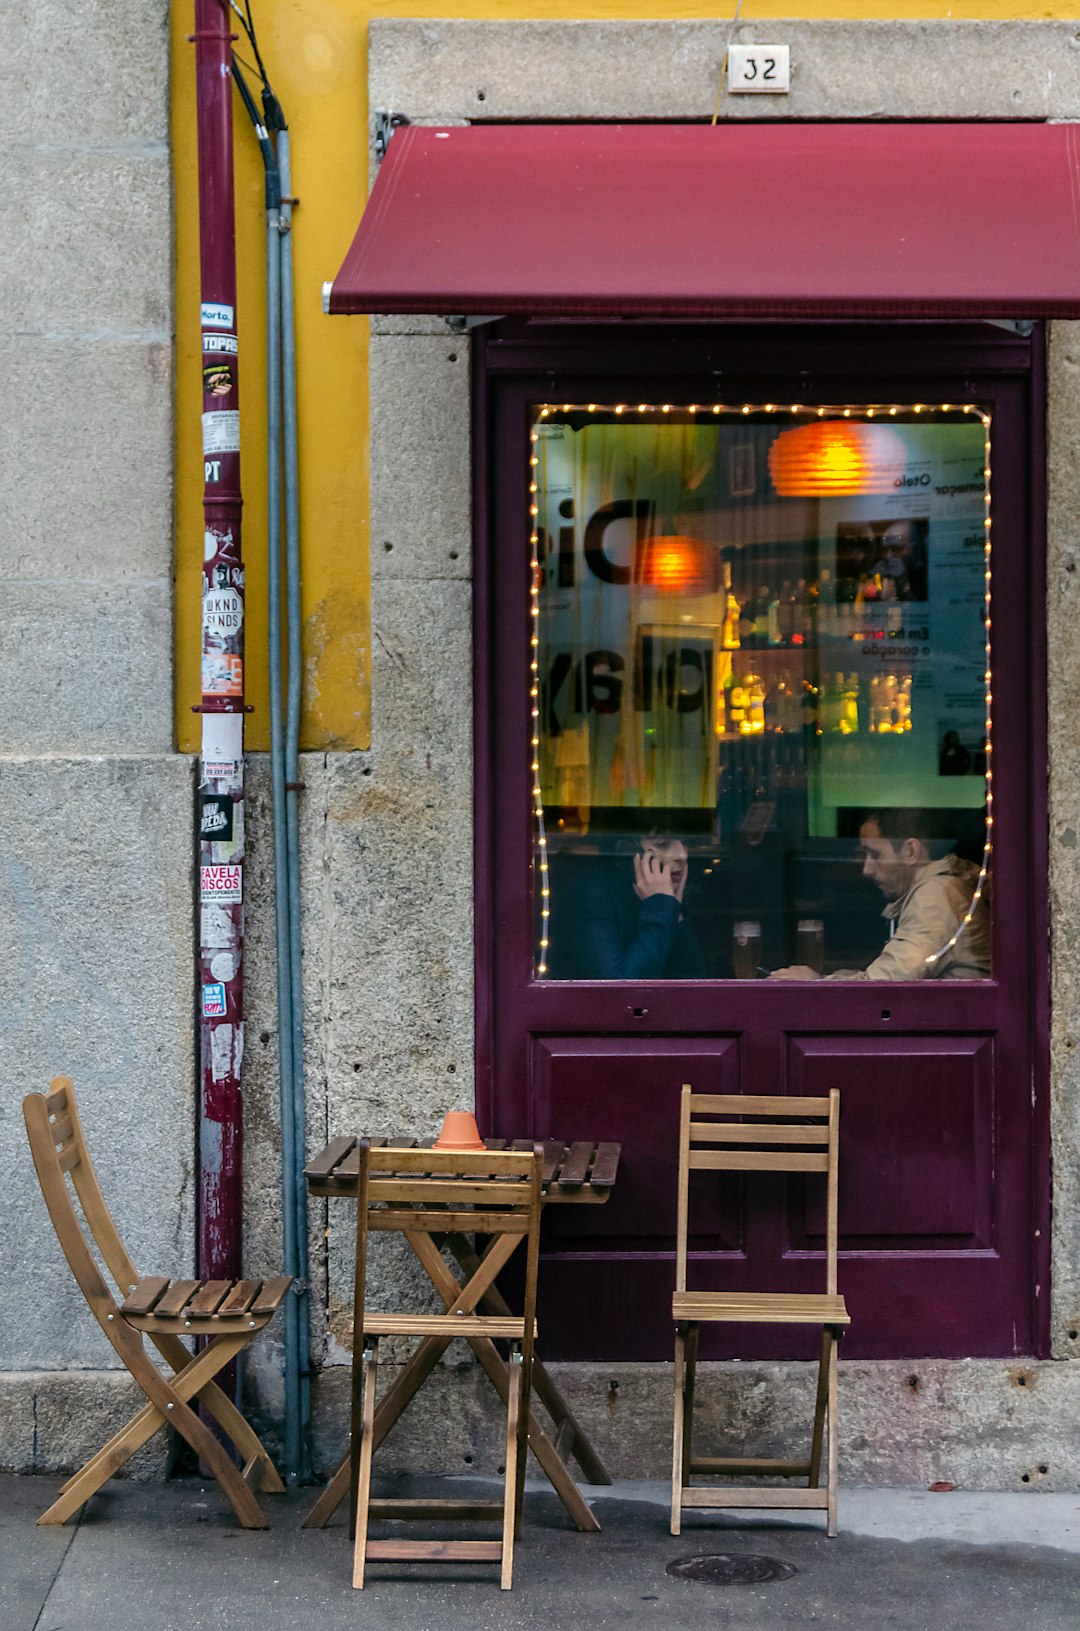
xmin=200 ymin=793 xmax=235 ymax=840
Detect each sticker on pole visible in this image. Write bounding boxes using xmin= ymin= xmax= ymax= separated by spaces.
xmin=203 ymin=332 xmax=238 ymax=355
xmin=202 ymin=651 xmax=242 ymax=696
xmin=200 ymin=863 xmax=242 ymax=903
xmin=202 ymin=410 xmax=240 ymax=455
xmin=203 ymin=587 xmax=243 ymax=637
xmin=201 ymin=982 xmax=227 ymax=1018
xmin=201 ymin=301 xmax=235 ymax=329
xmin=201 ymin=711 xmax=243 ymax=783
xmin=200 ymin=793 xmax=234 ymax=840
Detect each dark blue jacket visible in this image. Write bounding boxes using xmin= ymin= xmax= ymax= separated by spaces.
xmin=555 ymin=866 xmax=706 ymax=980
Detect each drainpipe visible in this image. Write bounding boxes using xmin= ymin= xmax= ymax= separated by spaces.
xmin=193 ymin=0 xmax=245 ymax=1287
xmin=233 ymin=53 xmax=311 ymax=1482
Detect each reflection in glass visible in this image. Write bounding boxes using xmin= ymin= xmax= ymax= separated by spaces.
xmin=529 ymin=404 xmax=993 ymax=982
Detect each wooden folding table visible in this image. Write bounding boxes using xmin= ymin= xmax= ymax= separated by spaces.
xmin=303 ymin=1136 xmax=621 ymax=1534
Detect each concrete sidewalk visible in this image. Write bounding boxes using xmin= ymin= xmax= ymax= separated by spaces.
xmin=6 ymin=1472 xmax=1080 ymax=1631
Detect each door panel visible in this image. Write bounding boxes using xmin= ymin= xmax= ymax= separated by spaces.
xmin=790 ymin=1034 xmax=995 ymax=1247
xmin=476 ymin=323 xmax=1048 ymax=1362
xmin=533 ymin=1035 xmax=742 ymax=1245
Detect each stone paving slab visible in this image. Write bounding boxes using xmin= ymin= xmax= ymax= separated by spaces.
xmin=8 ymin=1473 xmax=1080 ymax=1631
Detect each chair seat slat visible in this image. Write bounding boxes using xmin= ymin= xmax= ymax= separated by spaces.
xmin=673 ymin=1290 xmax=849 ymax=1325
xmin=121 ymin=1277 xmax=170 ymax=1316
xmin=249 ymin=1276 xmax=292 ymax=1315
xmin=187 ymin=1280 xmax=234 ymax=1317
xmin=153 ymin=1279 xmax=201 ymax=1318
xmin=217 ymin=1278 xmax=263 ymax=1315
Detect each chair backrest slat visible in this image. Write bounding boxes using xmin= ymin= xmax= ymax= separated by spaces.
xmin=675 ymin=1085 xmax=842 ymax=1297
xmin=688 ymin=1121 xmax=829 ymax=1146
xmin=689 ymin=1149 xmax=829 ymax=1173
xmin=688 ymin=1092 xmax=831 ymax=1117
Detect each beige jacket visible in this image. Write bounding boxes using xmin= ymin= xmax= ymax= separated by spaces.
xmin=825 ymin=855 xmax=991 ymax=981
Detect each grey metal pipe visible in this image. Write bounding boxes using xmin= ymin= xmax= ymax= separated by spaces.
xmin=264 ymin=174 xmax=304 ymax=1486
xmin=277 ymin=128 xmax=311 ymax=1477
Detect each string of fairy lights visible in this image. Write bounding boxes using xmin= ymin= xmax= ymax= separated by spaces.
xmin=529 ymin=401 xmax=993 ymax=979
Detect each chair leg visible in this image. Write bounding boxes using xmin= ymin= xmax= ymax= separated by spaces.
xmin=37 ymin=1333 xmax=265 ymax=1529
xmin=683 ymin=1323 xmax=698 ymax=1476
xmin=501 ymin=1346 xmax=524 ymax=1590
xmin=671 ymin=1326 xmax=686 ymax=1536
xmin=352 ymin=1341 xmax=379 ymax=1590
xmin=513 ymin=1344 xmax=532 ymax=1543
xmin=809 ymin=1328 xmax=831 ymax=1488
xmin=826 ymin=1332 xmax=839 ymax=1539
xmin=151 ymin=1333 xmax=286 ymax=1493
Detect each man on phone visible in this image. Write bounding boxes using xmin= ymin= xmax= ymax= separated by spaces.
xmin=555 ymin=834 xmax=706 ymax=980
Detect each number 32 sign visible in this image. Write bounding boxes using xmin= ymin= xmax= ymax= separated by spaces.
xmin=727 ymin=44 xmax=791 ymax=94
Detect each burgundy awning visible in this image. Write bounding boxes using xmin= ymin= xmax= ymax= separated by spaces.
xmin=326 ymin=121 xmax=1080 ymax=320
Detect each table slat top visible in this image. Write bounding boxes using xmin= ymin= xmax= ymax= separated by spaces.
xmin=305 ymin=1137 xmax=620 ymax=1202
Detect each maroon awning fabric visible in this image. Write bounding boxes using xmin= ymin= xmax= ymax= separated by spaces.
xmin=327 ymin=121 xmax=1080 ymax=320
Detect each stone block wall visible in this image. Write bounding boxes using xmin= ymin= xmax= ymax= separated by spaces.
xmin=0 ymin=2 xmax=191 ymax=1475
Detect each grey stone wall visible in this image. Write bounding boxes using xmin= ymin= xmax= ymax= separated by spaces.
xmin=0 ymin=2 xmax=187 ymax=1475
xmin=7 ymin=11 xmax=1080 ymax=1493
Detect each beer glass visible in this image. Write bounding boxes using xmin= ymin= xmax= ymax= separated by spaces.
xmin=795 ymin=918 xmax=825 ymax=975
xmin=732 ymin=921 xmax=762 ymax=980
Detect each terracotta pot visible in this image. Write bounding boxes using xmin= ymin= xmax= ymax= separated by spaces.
xmin=433 ymin=1110 xmax=486 ymax=1152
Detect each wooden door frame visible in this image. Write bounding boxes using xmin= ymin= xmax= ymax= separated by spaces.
xmin=471 ymin=319 xmax=1050 ymax=1358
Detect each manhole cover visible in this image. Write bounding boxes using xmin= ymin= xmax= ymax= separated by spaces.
xmin=666 ymin=1553 xmax=798 ymax=1586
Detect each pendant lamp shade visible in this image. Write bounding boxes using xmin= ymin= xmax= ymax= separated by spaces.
xmin=638 ymin=535 xmax=718 ymax=595
xmin=768 ymin=421 xmax=909 ymax=497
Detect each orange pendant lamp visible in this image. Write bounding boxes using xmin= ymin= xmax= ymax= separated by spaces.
xmin=637 ymin=534 xmax=718 ymax=594
xmin=768 ymin=420 xmax=908 ymax=497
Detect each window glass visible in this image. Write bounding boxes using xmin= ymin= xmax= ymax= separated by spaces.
xmin=529 ymin=403 xmax=992 ymax=982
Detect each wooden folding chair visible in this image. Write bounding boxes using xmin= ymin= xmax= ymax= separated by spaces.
xmin=23 ymin=1076 xmax=291 ymax=1528
xmin=671 ymin=1086 xmax=850 ymax=1538
xmin=349 ymin=1140 xmax=543 ymax=1590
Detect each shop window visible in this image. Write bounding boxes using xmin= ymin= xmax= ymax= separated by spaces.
xmin=529 ymin=403 xmax=992 ymax=983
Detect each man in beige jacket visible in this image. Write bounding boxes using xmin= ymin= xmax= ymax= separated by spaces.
xmin=772 ymin=810 xmax=991 ymax=981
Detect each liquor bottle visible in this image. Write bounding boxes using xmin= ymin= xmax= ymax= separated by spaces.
xmin=747 ymin=673 xmax=766 ymax=735
xmin=729 ymin=674 xmax=749 ymax=733
xmin=840 ymin=672 xmax=860 ymax=735
xmin=722 ymin=565 xmax=742 ymax=650
xmin=752 ymin=586 xmax=771 ymax=647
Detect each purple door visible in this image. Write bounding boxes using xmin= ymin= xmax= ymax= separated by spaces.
xmin=474 ymin=323 xmax=1048 ymax=1361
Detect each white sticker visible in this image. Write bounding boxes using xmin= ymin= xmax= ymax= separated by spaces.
xmin=201 ymin=302 xmax=235 ymax=329
xmin=210 ymin=1023 xmax=234 ymax=1081
xmin=200 ymin=863 xmax=242 ymax=903
xmin=203 ymin=332 xmax=239 ymax=354
xmin=202 ymin=410 xmax=241 ymax=455
xmin=201 ymin=711 xmax=243 ymax=784
xmin=203 ymin=588 xmax=243 ymax=636
xmin=201 ymin=903 xmax=234 ymax=949
xmin=210 ymin=950 xmax=239 ymax=983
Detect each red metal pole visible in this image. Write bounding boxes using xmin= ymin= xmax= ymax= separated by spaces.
xmin=193 ymin=0 xmax=244 ymax=1284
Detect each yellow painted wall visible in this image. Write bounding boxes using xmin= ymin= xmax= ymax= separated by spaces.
xmin=171 ymin=1 xmax=1069 ymax=752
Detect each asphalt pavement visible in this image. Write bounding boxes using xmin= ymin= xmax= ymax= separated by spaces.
xmin=6 ymin=1472 xmax=1080 ymax=1631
